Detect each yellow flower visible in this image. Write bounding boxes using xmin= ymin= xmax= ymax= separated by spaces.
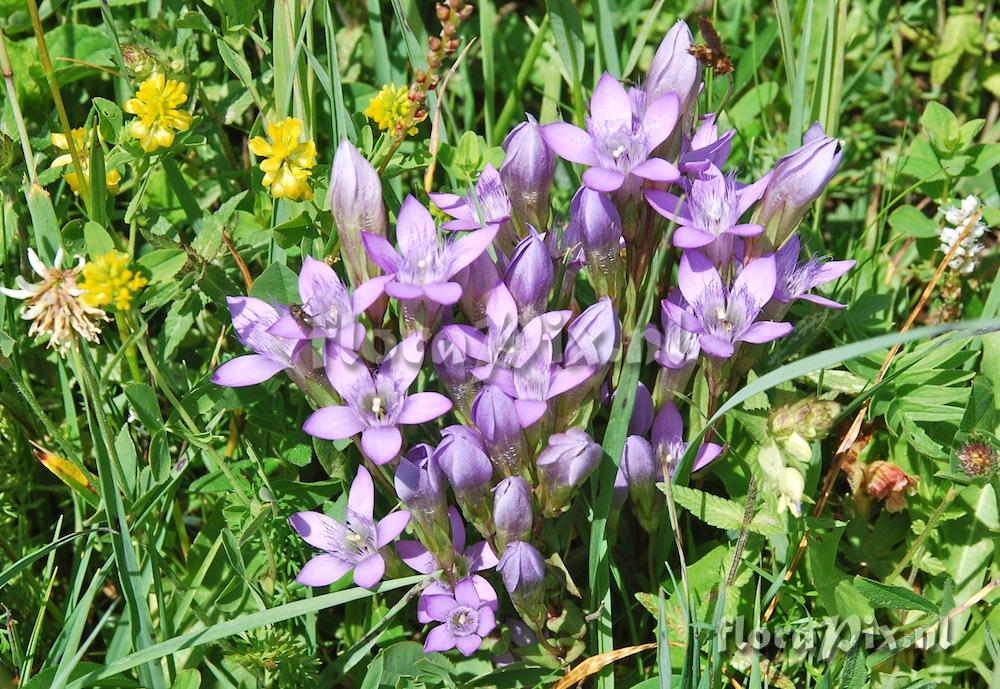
xmin=79 ymin=251 xmax=148 ymax=311
xmin=248 ymin=117 xmax=317 ymax=201
xmin=365 ymin=84 xmax=425 ymax=137
xmin=123 ymin=73 xmax=193 ymax=153
xmin=50 ymin=128 xmax=121 ymax=195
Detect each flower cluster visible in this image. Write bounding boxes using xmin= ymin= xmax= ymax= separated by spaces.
xmin=213 ymin=19 xmax=853 ymax=659
xmin=939 ymin=195 xmax=991 ymax=274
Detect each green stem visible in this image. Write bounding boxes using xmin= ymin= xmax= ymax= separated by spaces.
xmin=889 ymin=485 xmax=958 ymax=581
xmin=0 ymin=355 xmax=78 ymax=467
xmin=0 ymin=29 xmax=36 ymax=183
xmin=115 ymin=313 xmax=143 ymax=384
xmin=70 ymin=343 xmax=130 ymax=493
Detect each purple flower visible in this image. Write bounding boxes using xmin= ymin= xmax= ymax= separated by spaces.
xmin=303 ymin=334 xmax=452 ymax=464
xmin=421 ymin=577 xmax=497 ymax=656
xmin=455 ymin=251 xmax=502 ymax=324
xmin=652 ymin=401 xmax=723 ymax=475
xmin=572 ymin=187 xmax=622 ymax=255
xmin=212 ymin=297 xmax=309 ymax=387
xmin=497 ymin=541 xmax=547 ymax=626
xmin=563 ymin=297 xmax=620 ymax=370
xmin=504 ymin=229 xmax=553 ymax=320
xmin=772 ymin=235 xmax=854 ymax=308
xmin=613 ymin=435 xmax=658 ymax=514
xmin=666 ymin=250 xmax=792 ymax=358
xmin=627 ymin=383 xmax=655 ymax=436
xmin=398 ymin=508 xmax=499 ymax=608
xmin=362 ymin=195 xmax=497 ymax=306
xmin=431 ymin=325 xmax=483 ymax=416
xmin=395 ymin=444 xmax=448 ymax=524
xmin=268 ymin=256 xmax=389 ymax=348
xmin=289 ymin=466 xmax=410 ymax=589
xmin=756 ymin=122 xmax=844 ymax=245
xmin=470 ymin=384 xmax=527 ymax=476
xmin=330 ymin=140 xmax=387 ymax=285
xmin=493 ymin=477 xmax=533 ymax=548
xmin=678 ymin=114 xmax=735 ymax=175
xmin=646 ymin=20 xmax=702 ymax=115
xmin=430 ymin=164 xmax=512 ymax=232
xmin=644 ymin=292 xmax=700 ymax=396
xmin=536 ymin=429 xmax=602 ymax=513
xmin=501 ymin=115 xmax=555 ymax=230
xmin=435 ymin=429 xmax=493 ymax=499
xmin=542 ymin=73 xmax=680 ymax=194
xmin=645 ymin=165 xmax=770 ymax=253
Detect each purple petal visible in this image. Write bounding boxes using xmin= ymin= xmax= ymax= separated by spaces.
xmin=352 ymin=275 xmax=393 ymax=313
xmin=447 ymin=226 xmax=499 ymax=275
xmin=397 ymin=540 xmax=436 ymax=573
xmin=323 ymin=342 xmax=370 ymax=400
xmin=397 ymin=392 xmax=453 ymax=424
xmin=477 ymin=606 xmax=496 ymax=636
xmin=382 ymin=333 xmax=425 ymax=388
xmin=454 ymin=578 xmax=481 ymax=608
xmin=641 ymin=93 xmax=681 ymax=149
xmin=302 ymin=405 xmax=366 ymax=440
xmin=361 ymin=426 xmax=403 ymax=464
xmin=664 ymin=299 xmax=703 ymax=333
xmin=645 ymin=190 xmax=686 ymax=223
xmin=672 ymin=227 xmax=716 ymax=249
xmin=212 ymin=354 xmax=287 ymax=387
xmin=428 ymin=192 xmax=468 ymax=218
xmin=352 ymin=554 xmax=386 ymax=589
xmin=384 ymin=281 xmax=426 ymax=301
xmin=396 ymin=195 xmax=437 ymax=254
xmin=422 ymin=594 xmax=459 ymax=622
xmin=227 ymin=296 xmax=281 ymax=343
xmin=736 ymin=172 xmax=772 ymax=215
xmin=448 ymin=506 xmax=466 ymax=552
xmin=700 ymin=334 xmax=735 ymax=358
xmin=582 ymin=167 xmax=626 ymax=192
xmin=348 ymin=466 xmax=375 ymax=519
xmin=418 ymin=582 xmax=453 ymax=622
xmin=547 ymin=365 xmax=597 ymax=398
xmin=801 ymin=293 xmax=846 ymax=309
xmin=733 ymin=255 xmax=777 ymax=311
xmin=677 ymin=250 xmax=722 ymax=307
xmin=652 ymin=402 xmax=684 ymax=446
xmin=541 ymin=123 xmax=599 ymax=166
xmin=813 ymin=259 xmax=856 ymax=284
xmin=424 ymin=625 xmax=457 ymax=653
xmin=465 ymin=541 xmax=499 ymax=571
xmin=514 ymin=399 xmax=548 ymax=428
xmin=296 ymin=553 xmax=352 ymax=587
xmin=422 ymin=282 xmax=463 ymax=305
xmin=472 ymin=575 xmax=499 ymax=610
xmin=727 ymin=223 xmax=764 ymax=237
xmin=590 ymin=73 xmax=631 ymax=127
xmin=630 ymin=158 xmax=679 ymax=183
xmin=299 ymin=256 xmax=341 ymax=306
xmin=485 ymin=284 xmax=519 ymax=334
xmin=456 ymin=634 xmax=483 ymax=656
xmin=289 ymin=511 xmax=338 ymax=550
xmin=362 ymin=232 xmax=403 ymax=273
xmin=376 ymin=510 xmax=411 ymax=547
xmin=268 ymin=313 xmax=314 ymax=340
xmin=693 ymin=442 xmax=724 ymax=472
xmin=739 ymin=321 xmax=793 ymax=344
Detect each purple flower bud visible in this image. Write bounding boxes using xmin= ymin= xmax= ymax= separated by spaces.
xmin=536 ymin=429 xmax=602 ymax=514
xmin=394 ymin=444 xmax=448 ymax=525
xmin=570 ymin=188 xmax=623 ymax=299
xmin=436 ymin=431 xmax=494 ymax=498
xmin=501 ymin=115 xmax=555 ymax=230
xmin=647 ymin=21 xmax=702 ymax=115
xmin=433 ymin=325 xmax=483 ymax=417
xmin=456 ymin=252 xmax=502 ymax=324
xmin=330 ymin=140 xmax=387 ymax=286
xmin=504 ymin=230 xmax=553 ymax=320
xmin=497 ymin=541 xmax=547 ymax=627
xmin=564 ymin=297 xmax=620 ymax=369
xmin=471 ymin=385 xmax=527 ymax=477
xmin=756 ymin=123 xmax=844 ymax=246
xmin=613 ymin=435 xmax=662 ymax=533
xmin=493 ymin=477 xmax=533 ymax=549
xmin=627 ymin=382 xmax=654 ymax=436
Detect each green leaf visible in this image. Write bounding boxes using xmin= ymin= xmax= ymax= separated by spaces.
xmin=0 ymin=529 xmax=104 ymax=590
xmin=920 ymin=102 xmax=961 ymax=154
xmin=137 ymin=249 xmax=188 ymax=284
xmin=665 ymin=485 xmax=785 ymax=536
xmin=170 ymin=669 xmax=201 ymax=689
xmin=84 ymin=221 xmax=116 ymax=257
xmin=125 ymin=383 xmax=164 ymax=433
xmin=853 ymin=576 xmax=939 ymax=614
xmin=250 ymin=262 xmax=301 ymax=304
xmin=931 ymin=12 xmax=979 ymax=87
xmin=888 ymin=205 xmax=939 ymax=239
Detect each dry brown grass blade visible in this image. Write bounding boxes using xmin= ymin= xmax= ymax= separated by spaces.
xmin=552 ymin=642 xmax=656 ymax=689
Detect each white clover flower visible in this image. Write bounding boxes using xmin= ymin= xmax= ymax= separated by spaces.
xmin=939 ymin=195 xmax=990 ymax=274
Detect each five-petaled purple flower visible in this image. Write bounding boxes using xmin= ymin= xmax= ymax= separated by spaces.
xmin=666 ymin=250 xmax=792 ymax=358
xmin=212 ymin=297 xmax=309 ymax=387
xmin=289 ymin=466 xmax=410 ymax=589
xmin=420 ymin=577 xmax=497 ymax=656
xmin=363 ymin=195 xmax=497 ymax=305
xmin=430 ymin=164 xmax=512 ymax=232
xmin=772 ymin=235 xmax=855 ymax=308
xmin=542 ymin=73 xmax=681 ymax=194
xmin=303 ymin=334 xmax=452 ymax=464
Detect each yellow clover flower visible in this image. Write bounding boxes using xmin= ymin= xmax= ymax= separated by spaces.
xmin=50 ymin=128 xmax=121 ymax=196
xmin=365 ymin=85 xmax=425 ymax=137
xmin=248 ymin=117 xmax=317 ymax=201
xmin=124 ymin=73 xmax=193 ymax=153
xmin=79 ymin=251 xmax=148 ymax=311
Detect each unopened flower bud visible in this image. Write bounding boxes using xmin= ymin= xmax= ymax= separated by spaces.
xmin=564 ymin=297 xmax=619 ymax=369
xmin=781 ymin=432 xmax=812 ymax=462
xmin=536 ymin=429 xmax=602 ymax=514
xmin=571 ymin=188 xmax=622 ymax=298
xmin=776 ymin=467 xmax=805 ymax=517
xmin=613 ymin=435 xmax=662 ymax=533
xmin=497 ymin=541 xmax=547 ymax=628
xmin=493 ymin=477 xmax=533 ymax=549
xmin=501 ymin=115 xmax=555 ymax=231
xmin=436 ymin=3 xmax=450 ymax=20
xmin=758 ymin=439 xmax=784 ymax=479
xmin=432 ymin=325 xmax=482 ymax=417
xmin=429 ymin=35 xmax=443 ymax=52
xmin=472 ymin=385 xmax=526 ymax=477
xmin=330 ymin=140 xmax=386 ymax=286
xmin=394 ymin=445 xmax=453 ymax=567
xmin=505 ymin=230 xmax=553 ymax=320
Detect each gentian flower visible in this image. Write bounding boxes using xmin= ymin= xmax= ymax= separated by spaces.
xmin=504 ymin=229 xmax=553 ymax=321
xmin=570 ymin=187 xmax=624 ymax=295
xmin=289 ymin=466 xmax=410 ymax=588
xmin=652 ymin=401 xmax=723 ymax=475
xmin=772 ymin=235 xmax=855 ymax=309
xmin=303 ymin=334 xmax=452 ymax=464
xmin=435 ymin=429 xmax=495 ymax=532
xmin=497 ymin=541 xmax=547 ymax=627
xmin=535 ymin=429 xmax=602 ymax=514
xmin=501 ymin=115 xmax=555 ymax=230
xmin=398 ymin=507 xmax=499 ymax=613
xmin=213 ymin=297 xmax=308 ymax=387
xmin=421 ymin=577 xmax=497 ymax=656
xmin=395 ymin=444 xmax=449 ymax=528
xmin=678 ymin=114 xmax=735 ymax=175
xmin=432 ymin=325 xmax=484 ymax=417
xmin=330 ymin=141 xmax=387 ymax=285
xmin=268 ymin=256 xmax=389 ymax=349
xmin=646 ymin=20 xmax=702 ymax=116
xmin=627 ymin=383 xmax=655 ymax=436
xmin=666 ymin=250 xmax=792 ymax=358
xmin=542 ymin=73 xmax=681 ymax=194
xmin=471 ymin=384 xmax=528 ymax=476
xmin=430 ymin=164 xmax=512 ymax=232
xmin=563 ymin=297 xmax=620 ymax=370
xmin=756 ymin=122 xmax=843 ymax=245
xmin=455 ymin=252 xmax=502 ymax=324
xmin=362 ymin=195 xmax=497 ymax=306
xmin=644 ymin=292 xmax=700 ymax=395
xmin=645 ymin=165 xmax=769 ymax=255
xmin=493 ymin=477 xmax=533 ymax=549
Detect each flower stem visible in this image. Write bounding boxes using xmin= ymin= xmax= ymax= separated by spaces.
xmin=0 ymin=28 xmax=36 ymax=184
xmin=888 ymin=484 xmax=958 ymax=581
xmin=116 ymin=313 xmax=143 ymax=384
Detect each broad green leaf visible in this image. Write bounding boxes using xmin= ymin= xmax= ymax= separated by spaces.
xmin=853 ymin=576 xmax=939 ymax=614
xmin=250 ymin=262 xmax=301 ymax=305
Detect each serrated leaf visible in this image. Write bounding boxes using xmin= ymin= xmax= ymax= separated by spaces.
xmin=663 ymin=485 xmax=785 ymax=536
xmin=250 ymin=262 xmax=300 ymax=305
xmin=853 ymin=576 xmax=939 ymax=614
